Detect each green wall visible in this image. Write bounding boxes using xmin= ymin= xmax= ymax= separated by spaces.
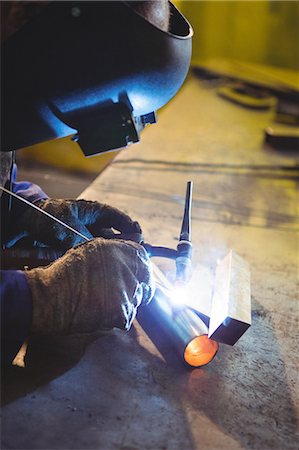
xmin=178 ymin=0 xmax=299 ymax=70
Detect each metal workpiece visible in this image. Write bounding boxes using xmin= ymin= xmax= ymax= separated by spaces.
xmin=208 ymin=250 xmax=251 ymax=345
xmin=150 ymin=264 xmax=219 ymax=368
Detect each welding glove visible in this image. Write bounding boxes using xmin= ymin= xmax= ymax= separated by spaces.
xmin=11 ymin=198 xmax=142 ymax=248
xmin=25 ymin=238 xmax=155 ymax=335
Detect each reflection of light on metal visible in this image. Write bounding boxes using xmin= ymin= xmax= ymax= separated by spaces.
xmin=38 ymin=103 xmax=76 ymax=136
xmin=152 ymin=264 xmax=218 ymax=367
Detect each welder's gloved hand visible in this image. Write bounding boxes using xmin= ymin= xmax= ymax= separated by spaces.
xmin=18 ymin=198 xmax=143 ymax=248
xmin=25 ymin=238 xmax=155 ymax=335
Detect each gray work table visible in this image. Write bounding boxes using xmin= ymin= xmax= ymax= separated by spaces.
xmin=2 ymin=75 xmax=298 ymax=450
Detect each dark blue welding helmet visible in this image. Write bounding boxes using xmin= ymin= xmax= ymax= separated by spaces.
xmin=1 ymin=1 xmax=193 ymax=155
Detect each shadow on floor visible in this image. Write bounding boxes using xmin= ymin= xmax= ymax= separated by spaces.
xmin=138 ymin=298 xmax=298 ymax=450
xmin=1 ymin=300 xmax=297 ymax=450
xmin=1 ymin=332 xmax=104 ymax=406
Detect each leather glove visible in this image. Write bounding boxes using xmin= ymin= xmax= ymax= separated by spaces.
xmin=10 ymin=198 xmax=142 ymax=248
xmin=25 ymin=238 xmax=155 ymax=335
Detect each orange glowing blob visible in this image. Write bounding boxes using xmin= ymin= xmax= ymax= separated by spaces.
xmin=184 ymin=335 xmax=219 ymax=367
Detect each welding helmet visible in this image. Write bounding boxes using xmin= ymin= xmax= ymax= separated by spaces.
xmin=1 ymin=1 xmax=193 ymax=155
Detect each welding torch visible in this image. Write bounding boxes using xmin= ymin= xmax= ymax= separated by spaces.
xmin=143 ymin=181 xmax=193 ymax=284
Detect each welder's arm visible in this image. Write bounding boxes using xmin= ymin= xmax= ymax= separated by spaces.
xmin=2 ymin=163 xmax=49 ymax=247
xmin=1 ymin=238 xmax=155 ymax=365
xmin=10 ymin=162 xmax=49 ymax=206
xmin=6 ymin=198 xmax=142 ymax=248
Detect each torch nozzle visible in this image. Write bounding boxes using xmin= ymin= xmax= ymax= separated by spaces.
xmin=176 ymin=181 xmax=193 ymax=282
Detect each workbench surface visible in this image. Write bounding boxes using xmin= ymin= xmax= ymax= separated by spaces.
xmin=2 ymin=75 xmax=298 ymax=450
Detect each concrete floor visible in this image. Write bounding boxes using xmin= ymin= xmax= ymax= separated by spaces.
xmin=1 ymin=74 xmax=298 ymax=449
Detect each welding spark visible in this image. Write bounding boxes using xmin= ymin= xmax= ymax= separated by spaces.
xmin=154 ymin=263 xmax=214 ymax=318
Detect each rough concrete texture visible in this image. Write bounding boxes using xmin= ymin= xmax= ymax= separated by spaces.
xmin=1 ymin=75 xmax=298 ymax=449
